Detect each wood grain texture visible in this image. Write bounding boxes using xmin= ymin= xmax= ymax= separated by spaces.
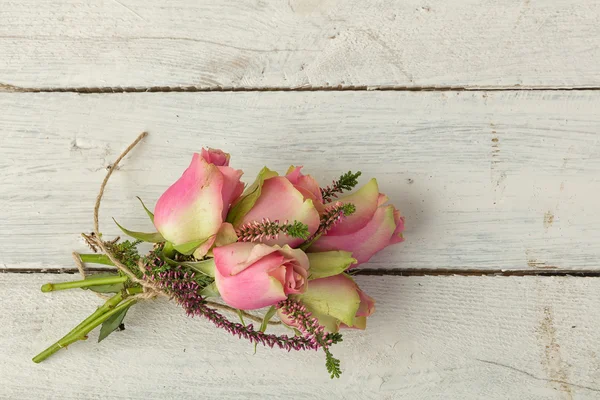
xmin=1 ymin=0 xmax=599 ymax=89
xmin=1 ymin=274 xmax=598 ymax=399
xmin=1 ymin=91 xmax=600 ymax=271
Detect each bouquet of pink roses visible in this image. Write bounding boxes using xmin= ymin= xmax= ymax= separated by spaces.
xmin=33 ymin=133 xmax=404 ymax=378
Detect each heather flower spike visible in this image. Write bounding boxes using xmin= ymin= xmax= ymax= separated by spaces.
xmin=33 ymin=133 xmax=404 ymax=380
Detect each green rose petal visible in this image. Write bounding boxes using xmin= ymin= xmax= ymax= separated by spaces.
xmin=293 ymin=274 xmax=361 ymax=328
xmin=307 ymin=251 xmax=357 ymax=280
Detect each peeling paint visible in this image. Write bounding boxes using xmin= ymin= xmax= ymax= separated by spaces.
xmin=537 ymin=306 xmax=573 ymax=399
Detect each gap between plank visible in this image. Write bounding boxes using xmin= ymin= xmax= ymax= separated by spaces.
xmin=2 ymin=84 xmax=600 ymax=93
xmin=3 ymin=267 xmax=600 ymax=277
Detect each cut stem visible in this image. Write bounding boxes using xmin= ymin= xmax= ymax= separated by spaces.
xmin=41 ymin=275 xmax=127 ymax=292
xmin=32 ymin=294 xmax=137 ymax=363
xmin=79 ymin=253 xmax=115 ymax=266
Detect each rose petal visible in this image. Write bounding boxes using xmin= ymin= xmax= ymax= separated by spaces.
xmin=390 ymin=209 xmax=405 ymax=244
xmin=340 ymin=316 xmax=367 ymax=330
xmin=310 ymin=205 xmax=398 ymax=265
xmin=284 ymin=266 xmax=304 ymax=294
xmin=214 ymin=223 xmax=238 ymax=247
xmin=306 ymin=251 xmax=356 ymax=279
xmin=192 ymin=235 xmax=216 ymax=259
xmin=202 ymin=223 xmax=239 ymax=258
xmin=276 ymin=245 xmax=310 ymax=277
xmin=217 ymin=165 xmax=244 ymax=219
xmin=269 ymin=264 xmax=287 ymax=285
xmin=377 ymin=193 xmax=389 ymax=206
xmin=154 ymin=154 xmax=224 ymax=245
xmin=325 ymin=178 xmax=380 ymax=236
xmin=356 ymin=288 xmax=376 ymax=317
xmin=201 ymin=148 xmax=230 ymax=166
xmin=213 ymin=242 xmax=279 ymax=276
xmin=215 ymin=269 xmax=287 ymax=310
xmin=240 ymin=177 xmax=320 ymax=247
xmin=292 ymin=274 xmax=361 ymax=327
xmin=286 ymin=166 xmax=324 ymax=204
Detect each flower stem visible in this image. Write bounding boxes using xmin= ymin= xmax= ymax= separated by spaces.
xmin=32 ymin=293 xmax=137 ymax=363
xmin=40 ymin=275 xmax=128 ymax=292
xmin=79 ymin=253 xmax=114 ymax=266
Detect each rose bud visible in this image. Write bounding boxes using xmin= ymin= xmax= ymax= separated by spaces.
xmin=154 ymin=149 xmax=243 ymax=257
xmin=308 ymin=178 xmax=404 ymax=266
xmin=278 ymin=274 xmax=375 ymax=332
xmin=213 ymin=242 xmax=309 ymax=310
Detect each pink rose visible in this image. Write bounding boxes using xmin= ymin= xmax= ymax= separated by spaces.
xmin=308 ymin=178 xmax=404 ymax=266
xmin=200 ymin=148 xmax=230 ymax=166
xmin=228 ymin=168 xmax=321 ymax=248
xmin=154 ymin=149 xmax=244 ymax=256
xmin=285 ymin=166 xmax=325 ymax=211
xmin=278 ymin=274 xmax=375 ymax=332
xmin=213 ymin=242 xmax=309 ymax=310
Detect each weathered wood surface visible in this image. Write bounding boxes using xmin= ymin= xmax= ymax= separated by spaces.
xmin=1 ymin=0 xmax=599 ymax=90
xmin=2 ymin=2 xmax=599 ymax=397
xmin=1 ymin=91 xmax=599 ymax=271
xmin=2 ymin=274 xmax=598 ymax=399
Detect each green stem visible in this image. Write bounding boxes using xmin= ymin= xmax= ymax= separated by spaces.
xmin=32 ymin=295 xmax=137 ymax=363
xmin=41 ymin=275 xmax=127 ymax=292
xmin=126 ymin=287 xmax=143 ymax=295
xmin=299 ymin=235 xmax=320 ymax=251
xmin=79 ymin=253 xmax=115 ymax=266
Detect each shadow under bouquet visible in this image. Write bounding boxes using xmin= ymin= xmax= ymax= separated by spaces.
xmin=33 ymin=133 xmax=404 ymax=378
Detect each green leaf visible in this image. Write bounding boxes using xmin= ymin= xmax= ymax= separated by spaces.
xmin=113 ymin=218 xmax=165 ymax=243
xmin=98 ymin=302 xmax=133 ymax=342
xmin=259 ymin=306 xmax=276 ymax=333
xmin=307 ymin=251 xmax=357 ymax=280
xmin=226 ymin=167 xmax=278 ymax=226
xmin=79 ymin=254 xmax=115 ymax=266
xmin=182 ymin=258 xmax=215 ymax=277
xmin=136 ymin=196 xmax=154 ymax=223
xmin=200 ymin=282 xmax=219 ymax=298
xmin=82 ymin=273 xmax=125 ymax=293
xmin=172 ymin=238 xmax=207 ymax=255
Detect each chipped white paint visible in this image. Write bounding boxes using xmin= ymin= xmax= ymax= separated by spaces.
xmin=0 ymin=0 xmax=599 ymax=89
xmin=1 ymin=92 xmax=599 ymax=271
xmin=2 ymin=274 xmax=599 ymax=399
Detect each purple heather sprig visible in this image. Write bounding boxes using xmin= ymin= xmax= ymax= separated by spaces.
xmin=236 ymin=218 xmax=310 ymax=242
xmin=277 ymin=298 xmax=343 ymax=378
xmin=276 ymin=299 xmax=331 ymax=348
xmin=142 ymin=253 xmax=320 ymax=352
xmin=299 ymin=201 xmax=356 ymax=251
xmin=315 ymin=201 xmax=357 ymax=237
xmin=185 ymin=302 xmax=319 ymax=352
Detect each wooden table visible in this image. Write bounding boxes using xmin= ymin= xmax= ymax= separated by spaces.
xmin=1 ymin=1 xmax=599 ymax=398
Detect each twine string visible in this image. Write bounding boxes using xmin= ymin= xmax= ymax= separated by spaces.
xmin=72 ymin=251 xmax=111 ymax=299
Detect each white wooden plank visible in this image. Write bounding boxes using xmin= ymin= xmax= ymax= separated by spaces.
xmin=2 ymin=274 xmax=598 ymax=399
xmin=0 ymin=0 xmax=599 ymax=89
xmin=1 ymin=91 xmax=599 ymax=271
